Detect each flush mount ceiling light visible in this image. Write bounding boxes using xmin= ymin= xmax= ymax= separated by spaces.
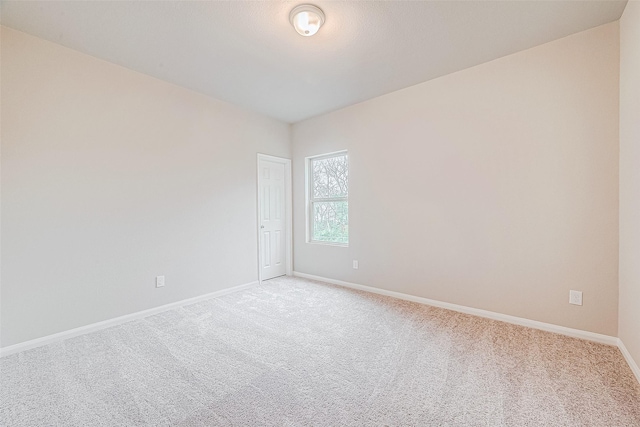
xmin=289 ymin=4 xmax=325 ymax=37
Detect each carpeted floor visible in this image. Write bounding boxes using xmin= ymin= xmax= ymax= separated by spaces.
xmin=1 ymin=276 xmax=639 ymax=426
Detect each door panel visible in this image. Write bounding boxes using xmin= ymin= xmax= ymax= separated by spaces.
xmin=259 ymin=159 xmax=286 ymax=280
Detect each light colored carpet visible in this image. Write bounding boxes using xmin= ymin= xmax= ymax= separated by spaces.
xmin=1 ymin=276 xmax=639 ymax=426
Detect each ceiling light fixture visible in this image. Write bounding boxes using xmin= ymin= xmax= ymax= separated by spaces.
xmin=289 ymin=4 xmax=325 ymax=37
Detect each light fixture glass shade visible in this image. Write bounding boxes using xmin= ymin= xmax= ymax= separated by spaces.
xmin=289 ymin=4 xmax=325 ymax=37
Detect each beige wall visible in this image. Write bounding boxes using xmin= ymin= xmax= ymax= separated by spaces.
xmin=292 ymin=23 xmax=620 ymax=336
xmin=0 ymin=27 xmax=290 ymax=347
xmin=619 ymin=1 xmax=640 ymax=371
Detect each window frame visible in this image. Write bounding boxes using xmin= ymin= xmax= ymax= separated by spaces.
xmin=306 ymin=150 xmax=349 ymax=246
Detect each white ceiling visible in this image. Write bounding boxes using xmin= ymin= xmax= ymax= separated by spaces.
xmin=0 ymin=0 xmax=627 ymax=123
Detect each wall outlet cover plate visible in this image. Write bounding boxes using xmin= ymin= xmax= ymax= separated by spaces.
xmin=569 ymin=290 xmax=582 ymax=306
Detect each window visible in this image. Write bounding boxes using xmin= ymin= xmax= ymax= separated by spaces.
xmin=307 ymin=151 xmax=349 ymax=245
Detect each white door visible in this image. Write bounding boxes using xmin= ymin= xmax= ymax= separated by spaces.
xmin=258 ymin=158 xmax=287 ymax=280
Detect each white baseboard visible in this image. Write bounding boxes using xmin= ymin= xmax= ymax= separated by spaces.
xmin=293 ymin=271 xmax=618 ymax=346
xmin=618 ymin=339 xmax=640 ymax=385
xmin=0 ymin=280 xmax=260 ymax=358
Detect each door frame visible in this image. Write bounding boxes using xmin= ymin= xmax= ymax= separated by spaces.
xmin=256 ymin=153 xmax=293 ymax=282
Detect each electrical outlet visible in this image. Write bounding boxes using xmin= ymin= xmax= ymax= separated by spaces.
xmin=156 ymin=276 xmax=165 ymax=288
xmin=353 ymin=260 xmax=359 ymax=269
xmin=569 ymin=290 xmax=582 ymax=306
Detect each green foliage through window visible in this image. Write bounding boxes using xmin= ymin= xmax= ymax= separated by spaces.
xmin=309 ymin=153 xmax=348 ymax=244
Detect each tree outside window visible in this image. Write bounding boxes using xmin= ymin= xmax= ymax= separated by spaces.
xmin=308 ymin=152 xmax=348 ymax=245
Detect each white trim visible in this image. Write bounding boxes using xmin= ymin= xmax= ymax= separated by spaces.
xmin=618 ymin=338 xmax=640 ymax=385
xmin=306 ymin=150 xmax=349 ymax=162
xmin=257 ymin=154 xmax=293 ymax=281
xmin=293 ymin=271 xmax=618 ymax=346
xmin=0 ymin=281 xmax=260 ymax=358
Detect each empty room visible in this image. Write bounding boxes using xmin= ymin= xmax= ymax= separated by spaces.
xmin=1 ymin=0 xmax=639 ymax=425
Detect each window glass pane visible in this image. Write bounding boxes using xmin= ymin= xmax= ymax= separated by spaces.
xmin=312 ymin=154 xmax=348 ymax=199
xmin=312 ymin=201 xmax=348 ymax=243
